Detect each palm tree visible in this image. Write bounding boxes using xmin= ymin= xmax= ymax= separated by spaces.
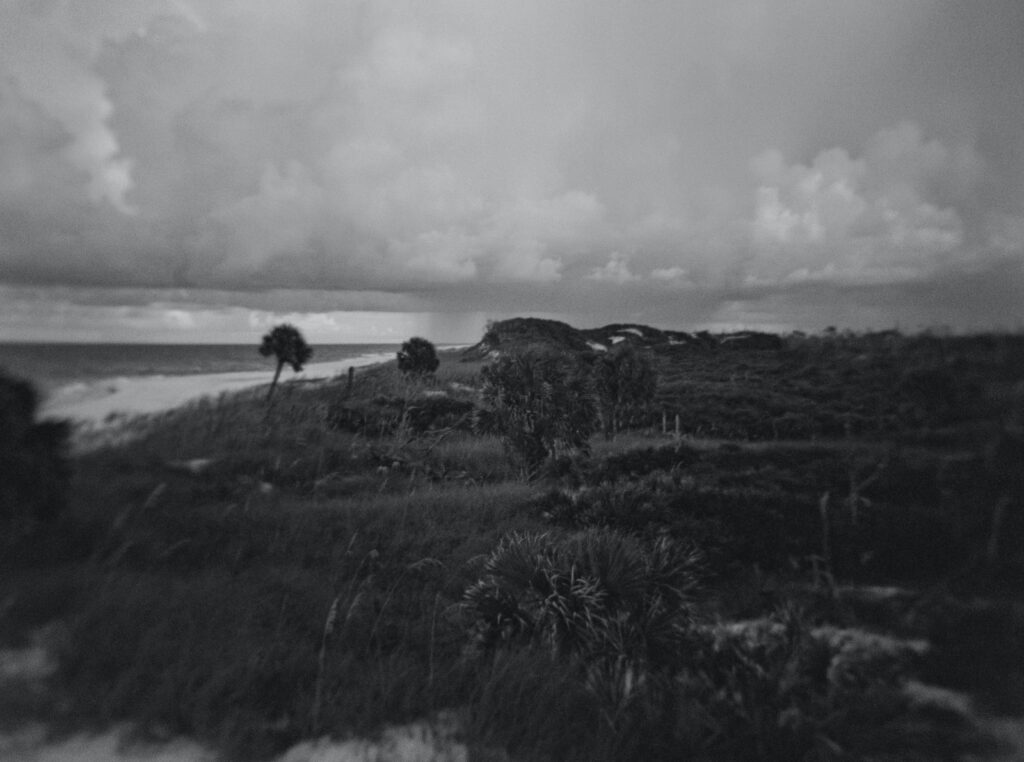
xmin=258 ymin=323 xmax=313 ymax=403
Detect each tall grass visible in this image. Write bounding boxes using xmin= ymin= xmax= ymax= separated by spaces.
xmin=9 ymin=465 xmax=539 ymax=757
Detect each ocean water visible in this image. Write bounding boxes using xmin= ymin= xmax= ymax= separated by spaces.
xmin=0 ymin=342 xmax=401 ymax=392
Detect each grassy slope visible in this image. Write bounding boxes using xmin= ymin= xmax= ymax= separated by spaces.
xmin=3 ymin=337 xmax=1024 ymax=760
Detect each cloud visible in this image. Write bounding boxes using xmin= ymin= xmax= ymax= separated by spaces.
xmin=0 ymin=1 xmax=1023 ymax=336
xmin=0 ymin=1 xmax=184 ymax=213
xmin=0 ymin=284 xmax=467 ymax=343
xmin=587 ymin=253 xmax=639 ymax=284
xmin=210 ymin=161 xmax=327 ymax=279
xmin=650 ymin=266 xmax=689 ymax=282
xmin=988 ymin=214 xmax=1024 ymax=254
xmin=746 ymin=124 xmax=988 ymax=286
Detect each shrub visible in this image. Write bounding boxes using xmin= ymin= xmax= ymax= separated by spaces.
xmin=461 ymin=535 xmax=935 ymax=759
xmin=480 ymin=349 xmax=598 ymax=476
xmin=461 ymin=529 xmax=704 ymax=667
xmin=461 ymin=529 xmax=706 ymax=754
xmin=397 ymin=337 xmax=440 ymax=377
xmin=683 ymin=608 xmax=929 ymax=759
xmin=592 ymin=345 xmax=657 ymax=439
xmin=0 ymin=371 xmax=71 ymax=538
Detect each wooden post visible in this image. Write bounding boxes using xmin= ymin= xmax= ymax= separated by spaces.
xmin=346 ymin=366 xmax=355 ymax=395
xmin=662 ymin=410 xmax=667 ymax=435
xmin=987 ymin=495 xmax=1009 ymax=564
xmin=674 ymin=414 xmax=680 ymax=438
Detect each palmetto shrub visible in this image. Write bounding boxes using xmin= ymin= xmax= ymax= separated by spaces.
xmin=462 ymin=529 xmax=704 ymax=669
xmin=460 ymin=533 xmax=934 ymax=758
xmin=461 ymin=529 xmax=705 ymax=750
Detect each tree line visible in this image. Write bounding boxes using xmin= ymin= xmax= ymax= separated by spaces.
xmin=258 ymin=323 xmax=656 ymax=477
xmin=2 ymin=324 xmax=656 ymax=539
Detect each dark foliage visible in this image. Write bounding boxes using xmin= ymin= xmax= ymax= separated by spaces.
xmin=717 ymin=331 xmax=785 ymax=350
xmin=535 ymin=441 xmax=1008 ymax=582
xmin=480 ymin=349 xmax=598 ymax=475
xmin=0 ymin=371 xmax=71 ymax=538
xmin=258 ymin=323 xmax=313 ymax=402
xmin=327 ymin=394 xmax=476 ymax=436
xmin=396 ymin=336 xmax=440 ymax=377
xmin=462 ymin=529 xmax=703 ymax=660
xmin=462 ymin=317 xmax=592 ymax=361
xmin=461 ymin=532 xmax=946 ymax=761
xmin=592 ymin=345 xmax=657 ymax=439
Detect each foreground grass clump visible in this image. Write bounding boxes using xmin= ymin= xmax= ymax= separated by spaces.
xmin=10 ymin=479 xmax=539 ymax=757
xmin=462 ymin=529 xmax=703 ymax=660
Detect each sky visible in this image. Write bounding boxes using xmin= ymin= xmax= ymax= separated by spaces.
xmin=1 ymin=0 xmax=1022 ymax=343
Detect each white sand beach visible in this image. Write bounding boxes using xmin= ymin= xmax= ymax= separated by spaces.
xmin=41 ymin=352 xmax=393 ymax=427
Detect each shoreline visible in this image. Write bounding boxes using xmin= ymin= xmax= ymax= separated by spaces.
xmin=41 ymin=351 xmax=394 ymax=428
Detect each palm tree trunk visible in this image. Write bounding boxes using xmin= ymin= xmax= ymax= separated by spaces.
xmin=267 ymin=360 xmax=284 ymax=403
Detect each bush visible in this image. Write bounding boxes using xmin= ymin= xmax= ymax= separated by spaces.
xmin=592 ymin=345 xmax=657 ymax=439
xmin=0 ymin=371 xmax=71 ymax=538
xmin=480 ymin=349 xmax=598 ymax=476
xmin=461 ymin=529 xmax=704 ymax=665
xmin=461 ymin=534 xmax=934 ymax=760
xmin=684 ymin=608 xmax=929 ymax=760
xmin=397 ymin=337 xmax=440 ymax=377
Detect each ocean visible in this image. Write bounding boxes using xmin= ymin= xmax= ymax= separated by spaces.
xmin=0 ymin=342 xmax=402 ymax=393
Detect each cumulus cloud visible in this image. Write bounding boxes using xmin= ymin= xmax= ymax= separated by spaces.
xmin=587 ymin=253 xmax=639 ymax=284
xmin=650 ymin=266 xmax=689 ymax=282
xmin=0 ymin=0 xmax=1022 ymax=336
xmin=0 ymin=1 xmax=182 ymax=212
xmin=746 ymin=124 xmax=988 ymax=286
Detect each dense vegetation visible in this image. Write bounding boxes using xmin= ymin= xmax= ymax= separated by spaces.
xmin=397 ymin=336 xmax=441 ymax=378
xmin=481 ymin=348 xmax=598 ymax=476
xmin=2 ymin=324 xmax=1023 ymax=760
xmin=0 ymin=371 xmax=71 ymax=538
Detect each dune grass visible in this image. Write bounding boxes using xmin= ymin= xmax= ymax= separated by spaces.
xmin=8 ymin=470 xmax=542 ymax=756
